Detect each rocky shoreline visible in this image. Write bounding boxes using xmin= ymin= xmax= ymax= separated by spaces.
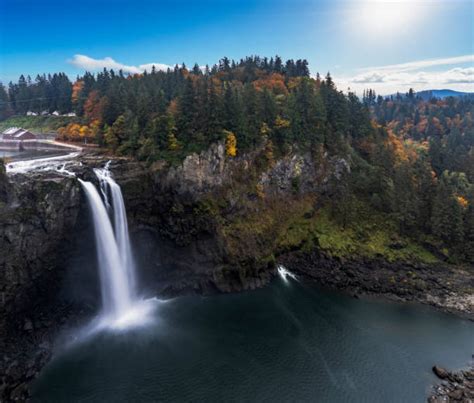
xmin=428 ymin=363 xmax=474 ymax=402
xmin=279 ymin=250 xmax=474 ymax=320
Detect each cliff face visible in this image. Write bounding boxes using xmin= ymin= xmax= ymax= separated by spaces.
xmin=110 ymin=142 xmax=351 ymax=295
xmin=0 ymin=144 xmax=471 ymax=330
xmin=0 ymin=172 xmax=81 ymax=333
xmin=0 ymin=169 xmax=83 ymax=401
xmin=0 ymin=146 xmax=472 ymax=400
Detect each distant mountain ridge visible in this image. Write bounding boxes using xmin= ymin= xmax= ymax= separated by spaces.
xmin=385 ymin=89 xmax=473 ymax=100
xmin=415 ymin=89 xmax=473 ymax=100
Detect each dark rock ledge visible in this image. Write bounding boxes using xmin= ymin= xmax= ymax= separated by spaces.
xmin=279 ymin=250 xmax=474 ymax=320
xmin=428 ymin=362 xmax=474 ymax=402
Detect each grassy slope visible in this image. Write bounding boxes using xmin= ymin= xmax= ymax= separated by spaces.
xmin=215 ymin=195 xmax=438 ymax=267
xmin=0 ymin=116 xmax=80 ymax=133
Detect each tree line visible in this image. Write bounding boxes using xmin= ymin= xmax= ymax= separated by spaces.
xmin=1 ymin=56 xmax=473 ymax=262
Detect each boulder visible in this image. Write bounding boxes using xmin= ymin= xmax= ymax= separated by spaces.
xmin=433 ymin=366 xmax=449 ymax=379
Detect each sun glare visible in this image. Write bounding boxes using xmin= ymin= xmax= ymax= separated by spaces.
xmin=354 ymin=0 xmax=423 ymax=37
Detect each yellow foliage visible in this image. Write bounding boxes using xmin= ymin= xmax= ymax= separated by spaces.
xmin=260 ymin=122 xmax=270 ymax=137
xmin=79 ymin=125 xmax=90 ymax=138
xmin=264 ymin=139 xmax=274 ymax=166
xmin=56 ymin=122 xmax=97 ymax=143
xmin=224 ymin=130 xmax=237 ymax=157
xmin=274 ymin=115 xmax=290 ymax=129
xmin=167 ymin=132 xmax=179 ymax=151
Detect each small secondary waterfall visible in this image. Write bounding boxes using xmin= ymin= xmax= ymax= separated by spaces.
xmin=277 ymin=266 xmax=298 ymax=283
xmin=78 ymin=163 xmax=153 ymax=330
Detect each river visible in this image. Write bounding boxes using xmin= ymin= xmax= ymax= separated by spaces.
xmin=0 ymin=149 xmax=70 ymax=161
xmin=33 ymin=275 xmax=473 ymax=402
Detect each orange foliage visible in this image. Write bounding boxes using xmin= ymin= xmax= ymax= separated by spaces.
xmin=71 ymin=80 xmax=84 ymax=103
xmin=83 ymin=91 xmax=108 ymax=123
xmin=456 ymin=195 xmax=468 ymax=209
xmin=253 ymin=73 xmax=288 ymax=95
xmin=167 ymin=98 xmax=179 ymax=116
xmin=57 ymin=122 xmax=98 ymax=143
xmin=385 ymin=130 xmax=410 ymax=165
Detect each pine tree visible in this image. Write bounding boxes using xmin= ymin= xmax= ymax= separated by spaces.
xmin=431 ymin=172 xmax=465 ymax=245
xmin=105 ymin=114 xmax=126 ymax=151
xmin=0 ymin=83 xmax=12 ymax=120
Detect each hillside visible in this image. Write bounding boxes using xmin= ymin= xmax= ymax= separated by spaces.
xmin=2 ymin=56 xmax=474 ymax=264
xmin=0 ymin=115 xmax=80 ymax=134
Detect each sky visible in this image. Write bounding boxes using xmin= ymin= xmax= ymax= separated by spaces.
xmin=0 ymin=0 xmax=473 ymax=95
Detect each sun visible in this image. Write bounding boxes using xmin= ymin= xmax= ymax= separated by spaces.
xmin=354 ymin=0 xmax=422 ymax=37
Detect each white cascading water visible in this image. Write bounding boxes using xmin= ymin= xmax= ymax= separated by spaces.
xmin=94 ymin=165 xmax=136 ymax=294
xmin=79 ymin=163 xmax=155 ymax=331
xmin=78 ymin=178 xmax=134 ymax=319
xmin=277 ymin=265 xmax=298 ymax=283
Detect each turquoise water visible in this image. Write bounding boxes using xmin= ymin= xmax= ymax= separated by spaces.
xmin=33 ymin=277 xmax=473 ymax=402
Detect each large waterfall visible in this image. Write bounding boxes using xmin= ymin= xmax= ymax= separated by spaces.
xmin=79 ymin=163 xmax=155 ymax=331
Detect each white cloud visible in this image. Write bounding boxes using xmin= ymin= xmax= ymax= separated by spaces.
xmin=443 ymin=67 xmax=474 ymax=84
xmin=360 ymin=55 xmax=474 ymax=73
xmin=336 ymin=55 xmax=474 ymax=95
xmin=352 ymin=72 xmax=386 ymax=83
xmin=68 ymin=54 xmax=175 ymax=74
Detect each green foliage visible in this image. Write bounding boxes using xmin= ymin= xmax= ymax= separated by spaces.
xmin=4 ymin=57 xmax=473 ymax=262
xmin=279 ymin=204 xmax=438 ymax=263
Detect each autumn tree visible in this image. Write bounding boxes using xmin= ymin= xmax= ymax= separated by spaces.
xmin=224 ymin=130 xmax=237 ymax=157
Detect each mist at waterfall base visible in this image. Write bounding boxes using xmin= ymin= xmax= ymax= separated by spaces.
xmin=78 ymin=166 xmax=157 ymax=333
xmin=33 ymin=165 xmax=473 ymax=401
xmin=34 ymin=269 xmax=473 ymax=402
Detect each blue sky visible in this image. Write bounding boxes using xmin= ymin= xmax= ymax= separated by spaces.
xmin=1 ymin=0 xmax=473 ymax=94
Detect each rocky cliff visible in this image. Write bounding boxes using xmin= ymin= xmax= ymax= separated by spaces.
xmin=0 ymin=167 xmax=82 ymax=400
xmin=0 ymin=144 xmax=472 ymax=400
xmin=0 ymin=171 xmax=81 ymax=330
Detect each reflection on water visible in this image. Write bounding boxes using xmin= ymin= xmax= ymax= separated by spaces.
xmin=33 ymin=277 xmax=474 ymax=402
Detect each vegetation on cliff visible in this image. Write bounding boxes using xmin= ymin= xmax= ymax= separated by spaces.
xmin=1 ymin=56 xmax=473 ymax=264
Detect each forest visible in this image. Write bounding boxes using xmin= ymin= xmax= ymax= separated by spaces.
xmin=1 ymin=55 xmax=473 ymax=263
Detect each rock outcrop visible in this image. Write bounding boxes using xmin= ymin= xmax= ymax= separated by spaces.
xmin=0 ymin=169 xmax=82 ymax=401
xmin=0 ymin=171 xmax=81 ymax=330
xmin=279 ymin=250 xmax=474 ymax=319
xmin=428 ymin=363 xmax=474 ymax=402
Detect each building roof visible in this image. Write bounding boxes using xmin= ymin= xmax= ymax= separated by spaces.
xmin=2 ymin=127 xmax=22 ymax=135
xmin=2 ymin=127 xmax=36 ymax=138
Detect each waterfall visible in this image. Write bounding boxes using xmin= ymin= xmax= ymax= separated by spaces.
xmin=79 ymin=163 xmax=155 ymax=331
xmin=94 ymin=165 xmax=136 ymax=295
xmin=277 ymin=266 xmax=298 ymax=283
